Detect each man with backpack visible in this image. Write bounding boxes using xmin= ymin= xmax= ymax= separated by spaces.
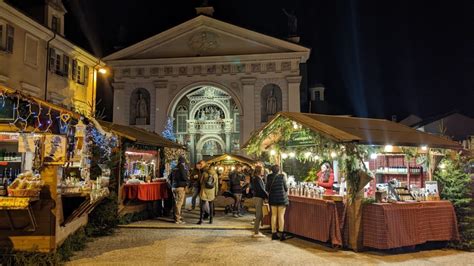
xmin=169 ymin=156 xmax=189 ymax=224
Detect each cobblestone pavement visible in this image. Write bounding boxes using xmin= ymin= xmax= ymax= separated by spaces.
xmin=68 ymin=228 xmax=473 ymax=266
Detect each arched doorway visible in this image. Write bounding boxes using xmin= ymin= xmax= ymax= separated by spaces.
xmin=170 ymin=85 xmax=240 ymax=163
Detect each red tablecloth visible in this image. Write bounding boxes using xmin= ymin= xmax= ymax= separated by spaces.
xmin=123 ymin=182 xmax=169 ymax=201
xmin=363 ymin=201 xmax=459 ymax=249
xmin=283 ymin=195 xmax=343 ymax=246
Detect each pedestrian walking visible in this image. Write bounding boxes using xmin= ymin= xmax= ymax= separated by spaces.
xmin=197 ymin=161 xmax=218 ymax=224
xmin=169 ymin=156 xmax=189 ymax=224
xmin=266 ymin=165 xmax=289 ymax=241
xmin=252 ymin=165 xmax=268 ymax=238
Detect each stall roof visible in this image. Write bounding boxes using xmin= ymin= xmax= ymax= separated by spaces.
xmin=245 ymin=112 xmax=461 ymax=150
xmin=205 ymin=153 xmax=256 ymax=166
xmin=98 ymin=120 xmax=185 ymax=149
xmin=0 ymin=85 xmax=82 ymax=119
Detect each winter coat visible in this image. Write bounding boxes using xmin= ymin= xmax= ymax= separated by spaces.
xmin=229 ymin=171 xmax=244 ymax=194
xmin=265 ymin=173 xmax=288 ymax=206
xmin=200 ymin=167 xmax=219 ymax=201
xmin=169 ymin=163 xmax=189 ymax=188
xmin=252 ymin=175 xmax=268 ymax=199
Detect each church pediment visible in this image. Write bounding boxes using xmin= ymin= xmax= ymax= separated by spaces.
xmin=104 ymin=16 xmax=310 ymax=61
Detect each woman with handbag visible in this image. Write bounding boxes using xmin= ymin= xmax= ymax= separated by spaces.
xmin=251 ymin=165 xmax=268 ymax=238
xmin=266 ymin=164 xmax=289 ymax=241
xmin=197 ymin=161 xmax=218 ymax=224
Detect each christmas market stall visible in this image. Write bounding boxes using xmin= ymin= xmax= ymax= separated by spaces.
xmin=0 ymin=85 xmax=115 ymax=252
xmin=244 ymin=112 xmax=462 ymax=251
xmin=97 ymin=121 xmax=185 ymax=217
xmin=205 ymin=153 xmax=256 ymax=191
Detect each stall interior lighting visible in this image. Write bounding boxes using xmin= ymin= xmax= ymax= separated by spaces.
xmin=289 ymin=152 xmax=296 ymax=158
xmin=384 ymin=145 xmax=393 ymax=152
xmin=370 ymin=153 xmax=378 ymax=160
xmin=304 ymin=151 xmax=312 ymax=158
xmin=313 ymin=155 xmax=320 ymax=160
xmin=439 ymin=163 xmax=446 ymax=169
xmin=125 ymin=151 xmax=155 ymax=156
xmin=330 ymin=151 xmax=337 ymax=158
xmin=231 ymin=166 xmax=235 ymax=171
xmin=421 ymin=145 xmax=428 ymax=151
xmin=292 ymin=122 xmax=301 ymax=129
xmin=226 ymin=155 xmax=231 ymax=160
xmin=281 ymin=153 xmax=289 ymax=159
xmin=270 ymin=150 xmax=276 ymax=156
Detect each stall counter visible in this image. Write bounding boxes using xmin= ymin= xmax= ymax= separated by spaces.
xmin=362 ymin=200 xmax=459 ymax=250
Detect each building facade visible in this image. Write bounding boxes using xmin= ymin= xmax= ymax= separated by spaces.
xmin=0 ymin=0 xmax=103 ymax=115
xmin=105 ymin=15 xmax=310 ymax=162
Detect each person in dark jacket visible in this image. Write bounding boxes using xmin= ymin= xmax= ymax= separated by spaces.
xmin=229 ymin=164 xmax=245 ymax=217
xmin=252 ymin=165 xmax=268 ymax=238
xmin=169 ymin=156 xmax=189 ymax=224
xmin=265 ymin=164 xmax=288 ymax=241
xmin=188 ymin=162 xmax=203 ymax=211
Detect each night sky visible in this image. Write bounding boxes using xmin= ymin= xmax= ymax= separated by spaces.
xmin=13 ymin=0 xmax=474 ymax=120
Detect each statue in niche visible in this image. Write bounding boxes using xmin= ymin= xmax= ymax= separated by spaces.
xmin=282 ymin=8 xmax=298 ymax=37
xmin=135 ymin=91 xmax=149 ymax=125
xmin=266 ymin=88 xmax=277 ymax=116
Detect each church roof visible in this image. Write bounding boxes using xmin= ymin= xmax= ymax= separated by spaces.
xmin=104 ymin=15 xmax=310 ymax=62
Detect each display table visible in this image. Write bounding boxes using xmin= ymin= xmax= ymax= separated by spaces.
xmin=363 ymin=201 xmax=459 ymax=250
xmin=284 ymin=195 xmax=343 ymax=246
xmin=0 ymin=196 xmax=38 ymax=231
xmin=123 ymin=182 xmax=169 ymax=201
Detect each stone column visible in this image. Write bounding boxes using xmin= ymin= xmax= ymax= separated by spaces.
xmin=224 ymin=119 xmax=233 ymax=153
xmin=153 ymin=80 xmax=169 ymax=133
xmin=112 ymin=82 xmax=127 ymax=125
xmin=240 ymin=77 xmax=256 ymax=146
xmin=188 ymin=120 xmax=196 ymax=163
xmin=286 ymin=76 xmax=302 ymax=112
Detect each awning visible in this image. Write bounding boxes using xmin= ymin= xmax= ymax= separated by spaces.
xmin=98 ymin=120 xmax=185 ymax=149
xmin=244 ymin=112 xmax=461 ymax=150
xmin=205 ymin=153 xmax=256 ymax=166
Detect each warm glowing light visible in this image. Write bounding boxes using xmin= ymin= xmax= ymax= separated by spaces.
xmin=439 ymin=163 xmax=446 ymax=169
xmin=281 ymin=153 xmax=289 ymax=159
xmin=304 ymin=151 xmax=312 ymax=158
xmin=98 ymin=68 xmax=107 ymax=74
xmin=370 ymin=153 xmax=378 ymax=160
xmin=313 ymin=155 xmax=320 ymax=160
xmin=384 ymin=145 xmax=393 ymax=152
xmin=226 ymin=156 xmax=231 ymax=160
xmin=421 ymin=145 xmax=428 ymax=151
xmin=289 ymin=152 xmax=296 ymax=158
xmin=330 ymin=151 xmax=337 ymax=158
xmin=292 ymin=122 xmax=299 ymax=129
xmin=270 ymin=150 xmax=276 ymax=156
xmin=231 ymin=166 xmax=235 ymax=171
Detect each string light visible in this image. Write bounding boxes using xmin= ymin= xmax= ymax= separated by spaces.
xmin=281 ymin=153 xmax=288 ymax=159
xmin=421 ymin=145 xmax=428 ymax=151
xmin=304 ymin=151 xmax=312 ymax=158
xmin=270 ymin=150 xmax=276 ymax=156
xmin=384 ymin=145 xmax=393 ymax=152
xmin=43 ymin=107 xmax=53 ymax=132
xmin=330 ymin=151 xmax=337 ymax=158
xmin=370 ymin=153 xmax=378 ymax=160
xmin=289 ymin=152 xmax=296 ymax=158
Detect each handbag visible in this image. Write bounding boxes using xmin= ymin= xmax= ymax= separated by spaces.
xmin=205 ymin=175 xmax=215 ymax=189
xmin=262 ymin=174 xmax=277 ymax=217
xmin=262 ymin=202 xmax=270 ymax=216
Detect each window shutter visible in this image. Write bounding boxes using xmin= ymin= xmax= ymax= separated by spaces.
xmin=49 ymin=48 xmax=56 ymax=71
xmin=72 ymin=59 xmax=77 ymax=80
xmin=76 ymin=65 xmax=82 ymax=84
xmin=63 ymin=55 xmax=69 ymax=77
xmin=6 ymin=24 xmax=14 ymax=53
xmin=55 ymin=54 xmax=61 ymax=73
xmin=0 ymin=25 xmax=3 ymax=50
xmin=84 ymin=66 xmax=89 ymax=86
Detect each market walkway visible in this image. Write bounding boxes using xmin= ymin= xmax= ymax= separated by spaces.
xmin=68 ymin=228 xmax=472 ymax=265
